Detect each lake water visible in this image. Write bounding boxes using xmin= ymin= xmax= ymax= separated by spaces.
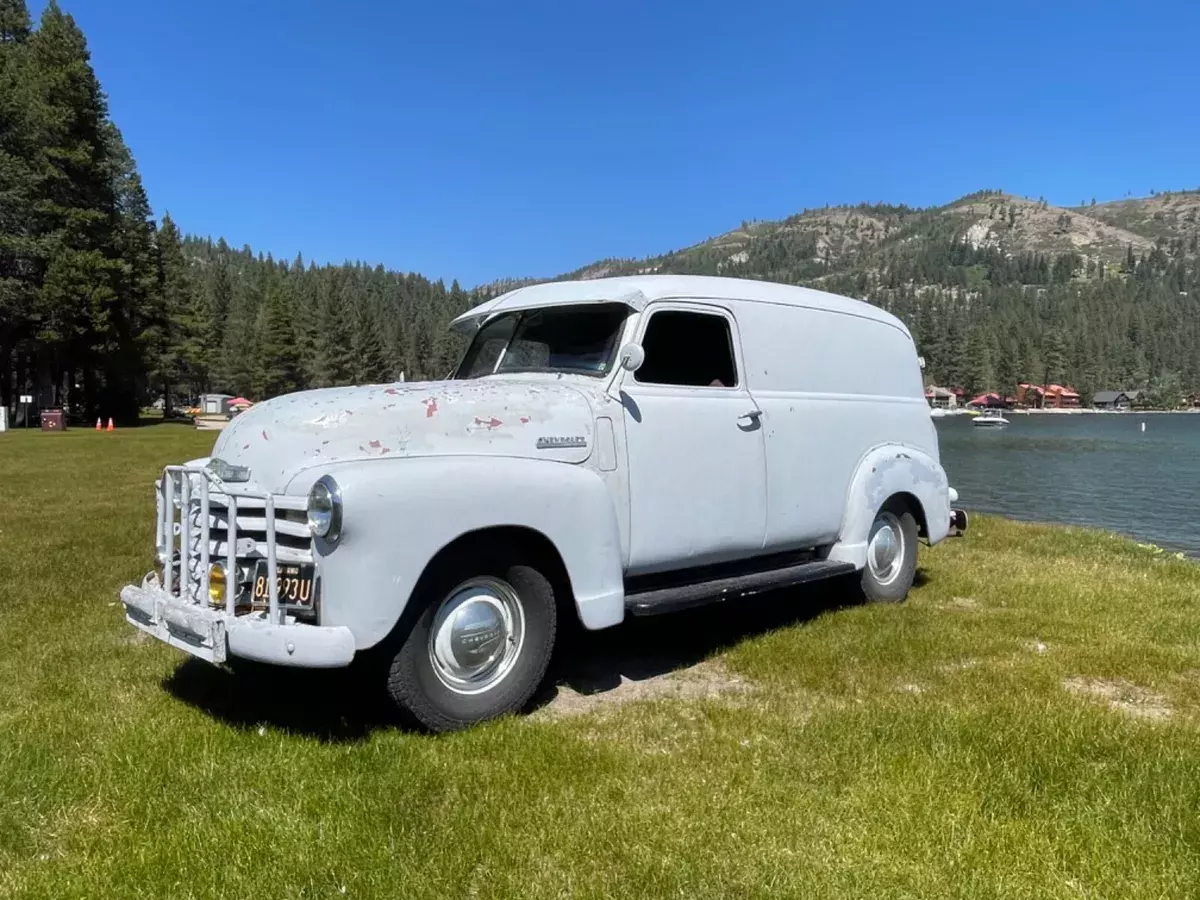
xmin=935 ymin=413 xmax=1200 ymax=556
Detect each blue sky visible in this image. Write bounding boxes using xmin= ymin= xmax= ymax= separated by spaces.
xmin=37 ymin=0 xmax=1200 ymax=287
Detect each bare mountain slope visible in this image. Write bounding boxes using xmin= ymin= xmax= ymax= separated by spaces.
xmin=941 ymin=194 xmax=1156 ymax=263
xmin=566 ymin=204 xmax=916 ymax=282
xmin=1075 ymin=191 xmax=1200 ymax=249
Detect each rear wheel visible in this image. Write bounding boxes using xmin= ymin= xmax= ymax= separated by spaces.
xmin=860 ymin=502 xmax=919 ymax=603
xmin=385 ymin=548 xmax=557 ymax=732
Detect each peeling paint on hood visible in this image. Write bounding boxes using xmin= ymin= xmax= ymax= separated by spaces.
xmin=210 ymin=378 xmax=600 ymax=493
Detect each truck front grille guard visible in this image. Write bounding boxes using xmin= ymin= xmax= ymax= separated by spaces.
xmin=155 ymin=465 xmax=308 ymax=626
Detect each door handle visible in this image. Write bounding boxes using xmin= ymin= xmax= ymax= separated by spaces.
xmin=738 ymin=409 xmax=762 ymax=423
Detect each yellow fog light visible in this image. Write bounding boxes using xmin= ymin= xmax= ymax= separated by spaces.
xmin=209 ymin=563 xmax=227 ymax=605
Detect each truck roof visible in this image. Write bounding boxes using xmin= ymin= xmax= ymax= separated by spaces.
xmin=451 ymin=274 xmax=910 ymax=337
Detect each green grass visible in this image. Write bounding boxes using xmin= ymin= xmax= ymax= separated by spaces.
xmin=2 ymin=425 xmax=1200 ymax=899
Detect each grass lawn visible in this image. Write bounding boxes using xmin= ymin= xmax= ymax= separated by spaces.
xmin=2 ymin=424 xmax=1200 ymax=898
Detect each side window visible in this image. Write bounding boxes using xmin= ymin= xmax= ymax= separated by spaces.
xmin=634 ymin=310 xmax=739 ymax=388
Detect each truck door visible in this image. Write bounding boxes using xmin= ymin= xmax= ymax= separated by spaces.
xmin=618 ymin=303 xmax=768 ymax=575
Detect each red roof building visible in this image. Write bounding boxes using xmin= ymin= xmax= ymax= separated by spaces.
xmin=969 ymin=392 xmax=1008 ymax=408
xmin=1018 ymin=383 xmax=1079 ymax=408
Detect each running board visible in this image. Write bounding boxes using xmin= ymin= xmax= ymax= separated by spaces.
xmin=624 ymin=559 xmax=857 ymax=616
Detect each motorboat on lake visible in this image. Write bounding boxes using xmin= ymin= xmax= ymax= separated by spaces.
xmin=972 ymin=409 xmax=1010 ymax=427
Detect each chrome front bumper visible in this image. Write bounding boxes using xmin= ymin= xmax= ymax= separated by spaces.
xmin=122 ymin=575 xmax=355 ymax=668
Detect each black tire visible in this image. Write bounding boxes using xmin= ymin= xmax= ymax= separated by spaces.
xmin=385 ymin=545 xmax=557 ymax=732
xmin=859 ymin=500 xmax=919 ymax=604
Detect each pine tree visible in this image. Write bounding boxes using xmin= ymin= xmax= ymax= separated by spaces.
xmin=24 ymin=1 xmax=141 ymax=419
xmin=350 ymin=292 xmax=387 ymax=384
xmin=314 ymin=274 xmax=355 ymax=386
xmin=152 ymin=212 xmax=204 ymax=412
xmin=0 ymin=0 xmax=35 ymax=414
xmin=203 ymin=239 xmax=233 ymax=384
xmin=254 ymin=274 xmax=301 ymax=399
xmin=218 ymin=271 xmax=259 ymax=397
xmin=106 ymin=125 xmax=158 ymax=415
xmin=965 ymin=327 xmax=995 ymax=394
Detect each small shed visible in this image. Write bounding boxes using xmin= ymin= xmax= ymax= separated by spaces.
xmin=199 ymin=393 xmax=234 ymax=415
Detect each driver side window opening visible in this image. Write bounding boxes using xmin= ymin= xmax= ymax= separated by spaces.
xmin=634 ymin=309 xmax=739 ymax=388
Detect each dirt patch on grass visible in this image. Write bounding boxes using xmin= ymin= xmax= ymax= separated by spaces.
xmin=120 ymin=629 xmax=151 ymax=646
xmin=1063 ymin=676 xmax=1172 ymax=721
xmin=945 ymin=596 xmax=978 ymax=610
xmin=535 ymin=659 xmax=754 ymax=720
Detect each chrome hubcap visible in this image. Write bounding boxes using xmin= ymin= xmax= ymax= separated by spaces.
xmin=867 ymin=511 xmax=904 ymax=585
xmin=429 ymin=577 xmax=525 ymax=695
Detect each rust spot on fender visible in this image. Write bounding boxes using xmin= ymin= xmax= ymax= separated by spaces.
xmin=369 ymin=440 xmax=382 ymax=449
xmin=385 ymin=387 xmax=400 ymax=395
xmin=474 ymin=416 xmax=502 ymax=430
xmin=520 ymin=416 xmax=530 ymax=424
xmin=424 ymin=397 xmax=438 ymax=417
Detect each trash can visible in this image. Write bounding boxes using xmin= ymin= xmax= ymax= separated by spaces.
xmin=40 ymin=409 xmax=66 ymax=431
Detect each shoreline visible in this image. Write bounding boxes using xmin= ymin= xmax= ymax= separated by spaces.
xmin=956 ymin=511 xmax=1200 ymax=560
xmin=933 ymin=407 xmax=1200 ymax=416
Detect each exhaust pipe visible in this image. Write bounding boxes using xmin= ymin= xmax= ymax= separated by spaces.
xmin=948 ymin=508 xmax=968 ymax=536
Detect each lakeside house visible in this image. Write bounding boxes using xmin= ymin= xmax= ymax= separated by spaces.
xmin=925 ymin=386 xmax=958 ymax=409
xmin=1092 ymin=389 xmax=1142 ymax=410
xmin=1017 ymin=383 xmax=1080 ymax=409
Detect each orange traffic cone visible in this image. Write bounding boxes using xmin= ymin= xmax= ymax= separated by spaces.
xmin=95 ymin=418 xmax=102 ymax=431
xmin=106 ymin=417 xmax=114 ymax=432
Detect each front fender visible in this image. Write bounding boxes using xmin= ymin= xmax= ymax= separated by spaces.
xmin=827 ymin=443 xmax=951 ymax=569
xmin=289 ymin=457 xmax=625 ymax=650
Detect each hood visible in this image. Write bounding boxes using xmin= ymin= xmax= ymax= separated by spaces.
xmin=210 ymin=378 xmax=600 ymax=493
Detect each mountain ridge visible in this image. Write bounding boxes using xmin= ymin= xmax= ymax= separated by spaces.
xmin=479 ymin=189 xmax=1200 ymax=294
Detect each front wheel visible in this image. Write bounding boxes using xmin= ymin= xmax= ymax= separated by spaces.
xmin=859 ymin=503 xmax=919 ymax=603
xmin=385 ymin=550 xmax=557 ymax=732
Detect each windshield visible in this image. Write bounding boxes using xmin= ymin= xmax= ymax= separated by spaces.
xmin=454 ymin=303 xmax=630 ymax=379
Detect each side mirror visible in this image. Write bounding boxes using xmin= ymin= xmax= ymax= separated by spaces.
xmin=618 ymin=343 xmax=645 ymax=373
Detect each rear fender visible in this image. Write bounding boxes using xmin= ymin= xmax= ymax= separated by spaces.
xmin=828 ymin=444 xmax=951 ymax=569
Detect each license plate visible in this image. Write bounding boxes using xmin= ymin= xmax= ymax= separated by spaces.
xmin=252 ymin=562 xmax=315 ymax=607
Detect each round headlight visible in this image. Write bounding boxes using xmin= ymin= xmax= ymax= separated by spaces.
xmin=307 ymin=475 xmax=343 ymax=542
